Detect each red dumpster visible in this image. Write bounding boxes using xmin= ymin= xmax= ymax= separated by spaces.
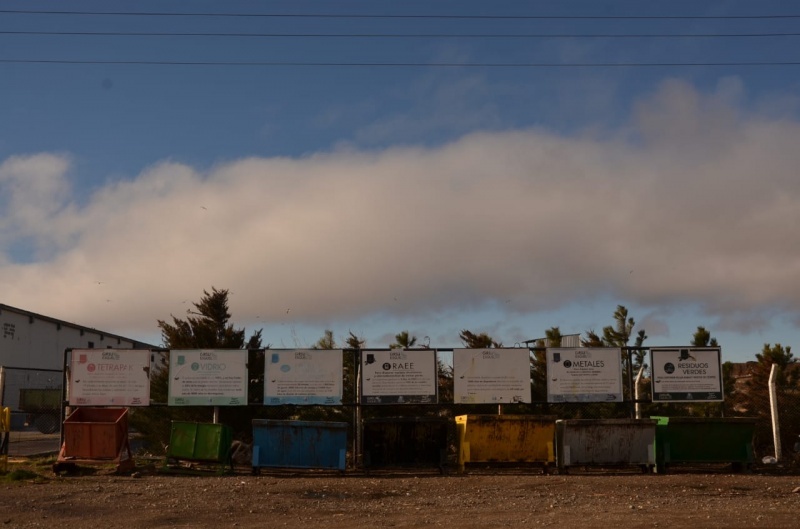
xmin=55 ymin=407 xmax=133 ymax=473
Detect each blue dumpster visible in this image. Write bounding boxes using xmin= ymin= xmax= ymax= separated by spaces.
xmin=251 ymin=420 xmax=348 ymax=471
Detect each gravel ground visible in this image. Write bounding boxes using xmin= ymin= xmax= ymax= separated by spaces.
xmin=2 ymin=461 xmax=800 ymax=529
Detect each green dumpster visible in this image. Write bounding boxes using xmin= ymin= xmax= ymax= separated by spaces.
xmin=167 ymin=421 xmax=233 ymax=468
xmin=652 ymin=416 xmax=756 ymax=473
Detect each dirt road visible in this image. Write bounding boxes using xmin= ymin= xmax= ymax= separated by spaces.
xmin=2 ymin=462 xmax=800 ymax=529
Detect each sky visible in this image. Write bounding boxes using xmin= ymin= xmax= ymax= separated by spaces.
xmin=2 ymin=1 xmax=800 ymax=362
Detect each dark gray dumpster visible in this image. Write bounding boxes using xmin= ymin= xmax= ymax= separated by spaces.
xmin=362 ymin=417 xmax=448 ymax=470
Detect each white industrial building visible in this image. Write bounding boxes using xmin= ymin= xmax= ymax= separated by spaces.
xmin=0 ymin=303 xmax=155 ymax=371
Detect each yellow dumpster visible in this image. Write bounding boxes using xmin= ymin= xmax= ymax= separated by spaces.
xmin=1 ymin=407 xmax=10 ymax=472
xmin=456 ymin=415 xmax=555 ymax=472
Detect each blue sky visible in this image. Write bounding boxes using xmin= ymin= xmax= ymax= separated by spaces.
xmin=2 ymin=1 xmax=800 ymax=362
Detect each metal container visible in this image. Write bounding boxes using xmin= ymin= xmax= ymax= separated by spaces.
xmin=1 ymin=407 xmax=9 ymax=472
xmin=555 ymin=419 xmax=657 ymax=472
xmin=651 ymin=416 xmax=756 ymax=473
xmin=61 ymin=407 xmax=130 ymax=459
xmin=18 ymin=388 xmax=61 ymax=412
xmin=167 ymin=421 xmax=234 ymax=464
xmin=456 ymin=415 xmax=555 ymax=472
xmin=19 ymin=388 xmax=61 ymax=434
xmin=362 ymin=417 xmax=448 ymax=469
xmin=252 ymin=419 xmax=348 ymax=471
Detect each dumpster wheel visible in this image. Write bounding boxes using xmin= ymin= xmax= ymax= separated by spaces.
xmin=53 ymin=462 xmax=78 ymax=475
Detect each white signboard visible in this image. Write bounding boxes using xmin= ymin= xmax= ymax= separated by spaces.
xmin=453 ymin=348 xmax=531 ymax=404
xmin=361 ymin=349 xmax=438 ymax=404
xmin=69 ymin=349 xmax=151 ymax=406
xmin=546 ymin=347 xmax=623 ymax=403
xmin=168 ymin=350 xmax=248 ymax=406
xmin=264 ymin=349 xmax=343 ymax=405
xmin=650 ymin=347 xmax=723 ymax=402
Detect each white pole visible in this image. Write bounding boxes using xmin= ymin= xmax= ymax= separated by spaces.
xmin=634 ymin=365 xmax=645 ymax=420
xmin=768 ymin=364 xmax=782 ymax=461
xmin=355 ymin=355 xmax=362 ymax=468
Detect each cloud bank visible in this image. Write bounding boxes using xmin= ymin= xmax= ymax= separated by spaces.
xmin=2 ymin=79 xmax=800 ymax=340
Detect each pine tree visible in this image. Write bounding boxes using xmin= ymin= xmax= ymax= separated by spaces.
xmin=129 ymin=287 xmax=263 ymax=452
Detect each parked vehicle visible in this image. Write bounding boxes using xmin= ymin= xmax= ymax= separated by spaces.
xmin=19 ymin=388 xmax=61 ymax=434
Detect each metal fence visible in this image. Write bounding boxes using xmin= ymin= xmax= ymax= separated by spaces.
xmin=0 ymin=366 xmax=63 ymax=456
xmin=4 ymin=348 xmax=800 ymax=465
xmin=125 ymin=348 xmax=800 ymax=465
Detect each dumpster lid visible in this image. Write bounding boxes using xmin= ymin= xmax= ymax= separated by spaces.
xmin=650 ymin=416 xmax=757 ymax=425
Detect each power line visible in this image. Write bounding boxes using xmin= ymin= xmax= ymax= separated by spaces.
xmin=2 ymin=9 xmax=800 ymax=20
xmin=2 ymin=30 xmax=800 ymax=39
xmin=2 ymin=59 xmax=799 ymax=67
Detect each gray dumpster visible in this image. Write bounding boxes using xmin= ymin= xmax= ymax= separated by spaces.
xmin=556 ymin=419 xmax=656 ymax=473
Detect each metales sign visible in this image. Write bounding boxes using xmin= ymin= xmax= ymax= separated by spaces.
xmin=547 ymin=347 xmax=623 ymax=403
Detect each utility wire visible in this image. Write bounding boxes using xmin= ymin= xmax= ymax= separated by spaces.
xmin=2 ymin=30 xmax=800 ymax=39
xmin=2 ymin=59 xmax=799 ymax=67
xmin=2 ymin=9 xmax=800 ymax=20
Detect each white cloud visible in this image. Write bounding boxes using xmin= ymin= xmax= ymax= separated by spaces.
xmin=2 ymin=79 xmax=800 ymax=342
xmin=0 ymin=153 xmax=72 ymax=248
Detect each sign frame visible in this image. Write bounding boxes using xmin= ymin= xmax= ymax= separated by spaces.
xmin=360 ymin=349 xmax=438 ymax=404
xmin=546 ymin=347 xmax=623 ymax=403
xmin=453 ymin=348 xmax=531 ymax=404
xmin=264 ymin=349 xmax=343 ymax=405
xmin=68 ymin=348 xmax=151 ymax=406
xmin=650 ymin=347 xmax=723 ymax=402
xmin=168 ymin=349 xmax=248 ymax=406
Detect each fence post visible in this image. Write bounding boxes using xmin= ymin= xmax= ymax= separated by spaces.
xmin=355 ymin=350 xmax=362 ymax=469
xmin=0 ymin=366 xmax=5 ymax=407
xmin=768 ymin=363 xmax=782 ymax=461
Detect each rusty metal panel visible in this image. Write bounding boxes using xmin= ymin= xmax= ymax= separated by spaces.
xmin=556 ymin=419 xmax=656 ymax=469
xmin=456 ymin=415 xmax=555 ymax=470
xmin=62 ymin=407 xmax=129 ymax=459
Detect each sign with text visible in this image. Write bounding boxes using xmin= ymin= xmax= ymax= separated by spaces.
xmin=69 ymin=349 xmax=151 ymax=406
xmin=361 ymin=349 xmax=438 ymax=404
xmin=650 ymin=347 xmax=723 ymax=402
xmin=168 ymin=349 xmax=248 ymax=406
xmin=453 ymin=348 xmax=531 ymax=404
xmin=546 ymin=347 xmax=623 ymax=403
xmin=264 ymin=349 xmax=343 ymax=405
